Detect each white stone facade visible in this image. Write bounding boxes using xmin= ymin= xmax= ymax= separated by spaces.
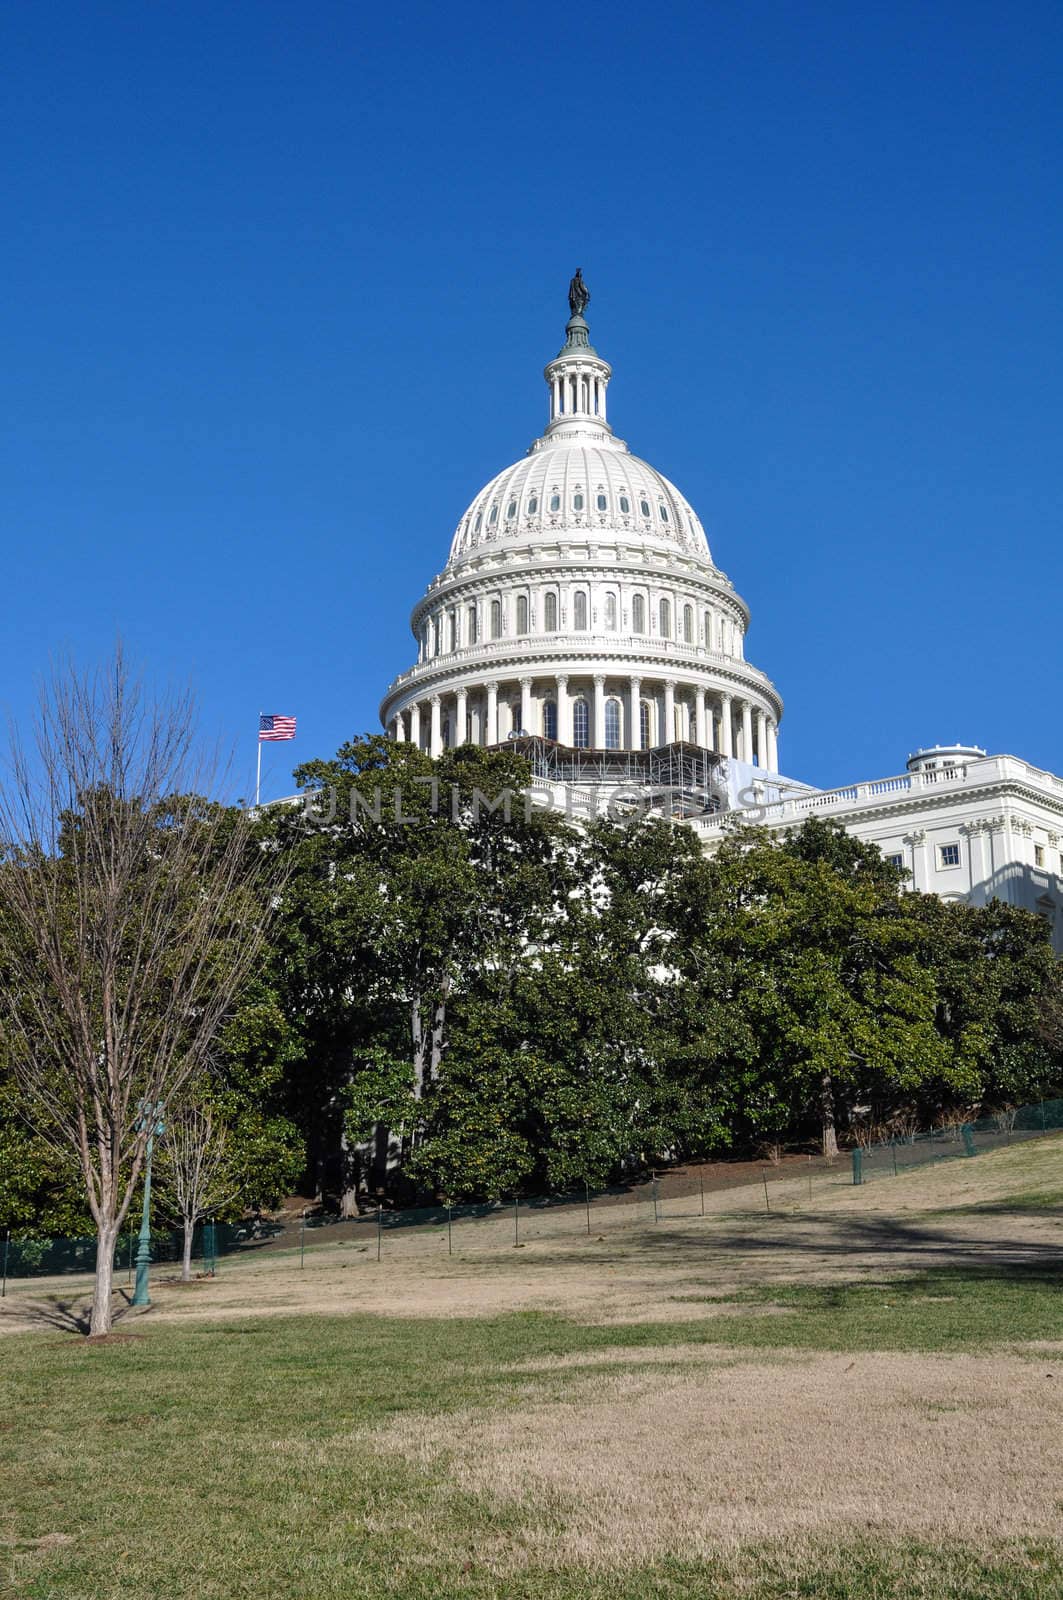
xmin=379 ymin=289 xmax=1063 ymax=954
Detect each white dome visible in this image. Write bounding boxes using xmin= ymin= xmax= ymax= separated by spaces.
xmin=447 ymin=440 xmax=712 ymax=567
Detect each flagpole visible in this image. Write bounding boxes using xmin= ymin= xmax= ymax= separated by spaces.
xmin=255 ymin=714 xmax=262 ymax=809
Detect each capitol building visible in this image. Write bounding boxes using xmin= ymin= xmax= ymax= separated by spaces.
xmin=380 ymin=277 xmax=1063 ymax=952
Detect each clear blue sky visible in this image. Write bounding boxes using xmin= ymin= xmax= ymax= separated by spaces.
xmin=3 ymin=0 xmax=1061 ymax=797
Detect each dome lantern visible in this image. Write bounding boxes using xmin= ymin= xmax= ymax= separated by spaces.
xmin=542 ymin=272 xmax=613 ymax=441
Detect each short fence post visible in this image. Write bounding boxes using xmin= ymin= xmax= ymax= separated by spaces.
xmin=961 ymin=1123 xmax=977 ymax=1158
xmin=585 ymin=1183 xmax=591 ymax=1236
xmin=204 ymin=1218 xmax=216 ymax=1276
xmin=376 ymin=1206 xmax=382 ymax=1262
xmin=447 ymin=1204 xmax=453 ymax=1256
xmin=513 ymin=1196 xmax=519 ymax=1246
xmin=762 ymin=1173 xmax=771 ymax=1211
xmin=852 ymin=1148 xmax=863 ymax=1186
xmin=808 ymin=1159 xmax=813 ymax=1204
xmin=127 ymin=1229 xmax=134 ymax=1286
xmin=892 ymin=1145 xmax=898 ymax=1178
xmin=1 ymin=1228 xmax=8 ymax=1299
xmin=699 ymin=1174 xmax=705 ymax=1217
xmin=652 ymin=1180 xmax=659 ymax=1224
xmin=1041 ymin=1100 xmax=1047 ymax=1133
xmin=300 ymin=1209 xmax=306 ymax=1270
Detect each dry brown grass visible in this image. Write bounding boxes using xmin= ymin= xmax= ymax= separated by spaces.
xmin=367 ymin=1346 xmax=1063 ymax=1566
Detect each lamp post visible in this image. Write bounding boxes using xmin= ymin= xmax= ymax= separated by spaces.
xmin=132 ymin=1100 xmax=165 ymax=1308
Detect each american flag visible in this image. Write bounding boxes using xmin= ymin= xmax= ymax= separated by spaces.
xmin=259 ymin=714 xmax=297 ymax=742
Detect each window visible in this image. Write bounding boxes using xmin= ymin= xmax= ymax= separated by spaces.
xmin=543 ymin=591 xmax=558 ymax=631
xmin=659 ymin=597 xmax=671 ymax=637
xmin=442 ymin=717 xmax=451 ymax=749
xmin=596 ymin=493 xmax=607 ymax=511
xmin=543 ymin=701 xmax=558 ymax=740
xmin=1035 ymin=844 xmax=1045 ymax=867
xmin=573 ymin=493 xmax=584 ymax=511
xmin=683 ymin=604 xmax=693 ymax=643
xmin=640 ymin=498 xmax=651 ymax=517
xmin=490 ymin=599 xmax=502 ymax=640
xmin=506 ymin=500 xmax=517 ymax=520
xmin=659 ymin=504 xmax=669 ymax=522
xmin=550 ymin=493 xmax=561 ymax=512
xmin=572 ymin=697 xmax=590 ymax=748
xmin=605 ymin=698 xmax=622 ymax=750
xmin=573 ymin=592 xmax=588 ymax=630
xmin=885 ymin=852 xmax=904 ymax=869
xmin=489 ymin=504 xmax=498 ymax=525
xmin=639 ymin=700 xmax=652 ymax=750
xmin=474 ymin=512 xmax=482 ymax=532
xmin=527 ymin=495 xmax=538 ymax=514
xmin=508 ymin=702 xmax=521 ymax=737
xmin=938 ymin=843 xmax=961 ymax=868
xmin=605 ymin=593 xmax=618 ymax=630
xmin=448 ymin=610 xmax=457 ymax=652
xmin=467 ymin=604 xmax=478 ymax=644
xmin=619 ymin=495 xmax=630 ymax=514
xmin=516 ymin=595 xmax=529 ymax=635
xmin=632 ymin=594 xmax=646 ymax=634
xmin=703 ymin=610 xmax=712 ymax=646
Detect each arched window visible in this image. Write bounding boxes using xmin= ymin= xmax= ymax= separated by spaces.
xmin=516 ymin=595 xmax=529 ymax=635
xmin=549 ymin=492 xmax=561 ymax=512
xmin=442 ymin=717 xmax=451 ymax=749
xmin=683 ymin=604 xmax=693 ymax=643
xmin=640 ymin=700 xmax=652 ymax=750
xmin=527 ymin=495 xmax=538 ymax=514
xmin=489 ymin=504 xmax=498 ymax=525
xmin=659 ymin=598 xmax=671 ymax=638
xmin=619 ymin=494 xmax=630 ymax=514
xmin=573 ymin=592 xmax=588 ymax=630
xmin=509 ymin=701 xmax=521 ymax=737
xmin=605 ymin=698 xmax=622 ymax=750
xmin=632 ymin=594 xmax=646 ymax=634
xmin=703 ymin=610 xmax=712 ymax=647
xmin=490 ymin=599 xmax=502 ymax=640
xmin=640 ymin=498 xmax=651 ymax=517
xmin=543 ymin=701 xmax=558 ymax=740
xmin=467 ymin=604 xmax=478 ymax=644
xmin=573 ymin=492 xmax=584 ymax=511
xmin=543 ymin=591 xmax=558 ymax=631
xmin=596 ymin=493 xmax=607 ymax=511
xmin=448 ymin=610 xmax=457 ymax=652
xmin=572 ymin=698 xmax=590 ymax=748
xmin=659 ymin=504 xmax=669 ymax=523
xmin=506 ymin=500 xmax=517 ymax=521
xmin=605 ymin=593 xmax=618 ymax=631
xmin=474 ymin=512 xmax=482 ymax=532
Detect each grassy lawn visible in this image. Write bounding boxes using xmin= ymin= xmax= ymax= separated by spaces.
xmin=2 ymin=1276 xmax=1062 ymax=1600
xmin=3 ymin=1137 xmax=1062 ymax=1599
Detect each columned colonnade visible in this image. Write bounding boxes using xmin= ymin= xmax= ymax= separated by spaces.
xmin=391 ymin=673 xmax=779 ymax=770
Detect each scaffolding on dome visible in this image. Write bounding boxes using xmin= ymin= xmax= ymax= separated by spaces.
xmin=495 ymin=736 xmax=728 ymax=819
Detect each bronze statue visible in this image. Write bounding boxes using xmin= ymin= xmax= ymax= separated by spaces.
xmin=568 ymin=267 xmax=590 ymax=318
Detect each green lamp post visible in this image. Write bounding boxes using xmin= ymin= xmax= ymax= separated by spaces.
xmin=131 ymin=1100 xmax=166 ymax=1308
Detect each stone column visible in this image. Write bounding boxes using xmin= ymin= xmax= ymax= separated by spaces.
xmin=556 ymin=674 xmax=571 ymax=745
xmin=593 ymin=675 xmax=606 ymax=748
xmin=393 ymin=712 xmax=405 ymax=743
xmin=719 ymin=693 xmax=733 ymax=758
xmin=741 ymin=702 xmax=753 ymax=764
xmin=756 ymin=709 xmax=768 ymax=769
xmin=629 ymin=676 xmax=642 ymax=749
xmin=520 ymin=677 xmax=533 ymax=736
xmin=694 ymin=688 xmax=707 ymax=749
xmin=767 ymin=721 xmax=778 ymax=772
xmin=486 ymin=683 xmax=498 ymax=746
xmin=429 ymin=695 xmax=442 ymax=759
xmin=663 ymin=679 xmax=676 ymax=744
xmin=904 ymin=829 xmax=928 ymax=893
xmin=455 ymin=688 xmax=468 ymax=748
xmin=409 ymin=701 xmax=422 ymax=750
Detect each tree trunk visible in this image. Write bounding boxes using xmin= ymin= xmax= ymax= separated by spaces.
xmin=821 ymin=1069 xmax=839 ymax=1159
xmin=181 ymin=1218 xmax=194 ymax=1282
xmin=89 ymin=1220 xmax=120 ymax=1336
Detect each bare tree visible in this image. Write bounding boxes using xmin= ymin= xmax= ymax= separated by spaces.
xmin=156 ymin=1100 xmax=233 ymax=1281
xmin=0 ymin=649 xmax=277 ymax=1334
